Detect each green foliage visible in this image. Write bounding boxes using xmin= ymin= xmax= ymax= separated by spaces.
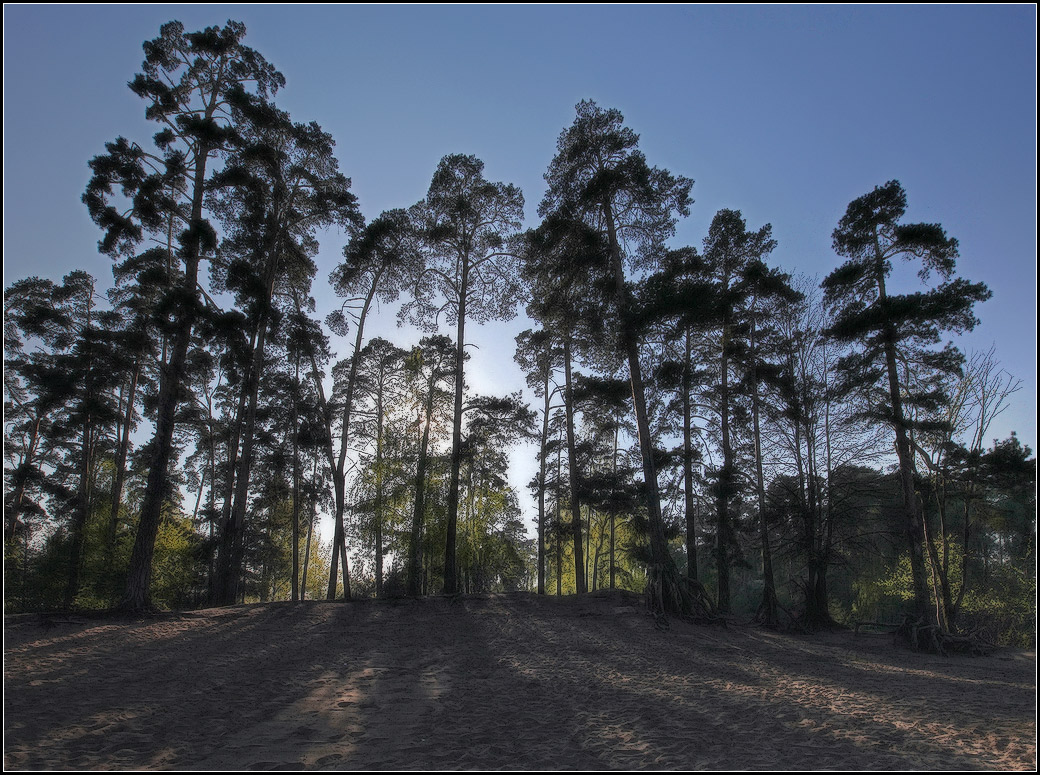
xmin=959 ymin=560 xmax=1036 ymax=648
xmin=852 ymin=554 xmax=916 ymax=624
xmin=851 ymin=546 xmax=1035 ymax=647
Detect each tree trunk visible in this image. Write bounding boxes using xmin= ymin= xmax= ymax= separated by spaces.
xmin=715 ymin=305 xmax=734 ymax=614
xmin=107 ymin=357 xmax=140 ymax=565
xmin=876 ymin=259 xmax=932 ymax=623
xmin=536 ymin=374 xmax=550 ymax=595
xmin=601 ymin=201 xmax=672 ymax=575
xmin=322 ymin=275 xmax=384 ymax=601
xmin=750 ymin=314 xmax=778 ymax=627
xmin=374 ymin=381 xmax=385 ymax=598
xmin=65 ymin=417 xmax=94 ymax=609
xmin=443 ymin=259 xmax=469 ymax=595
xmin=682 ymin=326 xmax=698 ymax=582
xmin=121 ymin=138 xmax=213 ymax=613
xmin=215 ymin=306 xmax=273 ymax=604
xmin=562 ymin=337 xmax=586 ymax=594
xmin=408 ymin=366 xmax=437 ymax=596
xmin=291 ymin=356 xmax=301 ymax=602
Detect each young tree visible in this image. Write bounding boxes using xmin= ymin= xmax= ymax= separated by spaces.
xmin=822 ymin=180 xmax=991 ymax=624
xmin=403 ymin=154 xmax=525 ymax=594
xmin=911 ymin=348 xmax=1023 ymax=631
xmin=83 ymin=20 xmax=284 ymax=611
xmin=4 ymin=273 xmax=122 ymax=607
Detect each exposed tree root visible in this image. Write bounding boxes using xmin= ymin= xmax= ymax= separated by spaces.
xmin=644 ymin=564 xmax=724 ymax=629
xmin=894 ymin=615 xmax=994 ymax=656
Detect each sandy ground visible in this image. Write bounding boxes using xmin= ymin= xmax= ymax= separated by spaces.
xmin=3 ymin=591 xmax=1035 ymax=770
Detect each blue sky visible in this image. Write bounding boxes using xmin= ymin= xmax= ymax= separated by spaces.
xmin=4 ymin=6 xmax=1036 ymax=520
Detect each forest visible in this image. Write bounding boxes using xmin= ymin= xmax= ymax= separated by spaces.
xmin=3 ymin=20 xmax=1034 ymax=648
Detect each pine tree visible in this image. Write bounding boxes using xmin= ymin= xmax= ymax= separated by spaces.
xmin=540 ymin=100 xmax=713 ymax=619
xmin=403 ymin=154 xmax=524 ymax=594
xmin=822 ymin=180 xmax=990 ymax=624
xmin=83 ymin=20 xmax=284 ymax=611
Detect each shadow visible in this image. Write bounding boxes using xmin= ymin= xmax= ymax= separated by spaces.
xmin=3 ymin=595 xmax=1034 ymax=770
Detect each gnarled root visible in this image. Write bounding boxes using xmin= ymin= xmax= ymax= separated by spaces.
xmin=645 ymin=564 xmax=723 ymax=629
xmin=895 ymin=615 xmax=993 ymax=656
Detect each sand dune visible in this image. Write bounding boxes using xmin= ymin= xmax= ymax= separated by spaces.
xmin=4 ymin=591 xmax=1035 ymax=770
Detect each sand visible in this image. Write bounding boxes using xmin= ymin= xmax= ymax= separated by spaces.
xmin=4 ymin=591 xmax=1035 ymax=770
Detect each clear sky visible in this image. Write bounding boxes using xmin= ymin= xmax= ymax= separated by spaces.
xmin=4 ymin=5 xmax=1036 ymax=530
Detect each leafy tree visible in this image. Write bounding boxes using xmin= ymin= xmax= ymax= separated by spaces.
xmin=573 ymin=374 xmax=641 ymax=591
xmin=403 ymin=154 xmax=525 ymax=594
xmin=641 ymin=246 xmax=713 ymax=587
xmin=696 ymin=209 xmax=781 ymax=614
xmin=822 ymin=180 xmax=991 ymax=624
xmin=3 ymin=272 xmax=125 ymax=607
xmin=456 ymin=393 xmax=536 ymax=592
xmin=523 ymin=214 xmax=613 ymax=594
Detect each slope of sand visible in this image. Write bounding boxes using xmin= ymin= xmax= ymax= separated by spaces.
xmin=4 ymin=591 xmax=1035 ymax=770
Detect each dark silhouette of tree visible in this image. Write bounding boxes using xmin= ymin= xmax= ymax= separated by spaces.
xmin=207 ymin=97 xmax=360 ymax=605
xmin=83 ymin=20 xmax=284 ymax=612
xmin=539 ymin=100 xmax=709 ymax=620
xmin=523 ymin=213 xmax=613 ymax=594
xmin=403 ymin=154 xmax=525 ymax=594
xmin=573 ymin=374 xmax=641 ymax=591
xmin=822 ymin=180 xmax=991 ymax=624
xmin=734 ymin=253 xmax=802 ymax=627
xmin=698 ymin=209 xmax=780 ymax=614
xmin=640 ymin=246 xmax=713 ymax=587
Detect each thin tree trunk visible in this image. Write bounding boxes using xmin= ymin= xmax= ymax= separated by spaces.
xmin=301 ymin=458 xmax=317 ymax=601
xmin=373 ymin=378 xmax=385 ymax=598
xmin=716 ymin=302 xmax=735 ymax=614
xmin=602 ymin=199 xmax=673 ymax=582
xmin=750 ymin=314 xmax=778 ymax=626
xmin=443 ymin=258 xmax=469 ymax=595
xmin=682 ymin=326 xmax=698 ymax=582
xmin=536 ymin=374 xmax=550 ymax=595
xmin=562 ymin=337 xmax=586 ymax=594
xmin=291 ymin=356 xmax=301 ymax=602
xmin=322 ymin=275 xmax=385 ymax=600
xmin=65 ymin=418 xmax=94 ymax=609
xmin=107 ymin=357 xmax=140 ymax=561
